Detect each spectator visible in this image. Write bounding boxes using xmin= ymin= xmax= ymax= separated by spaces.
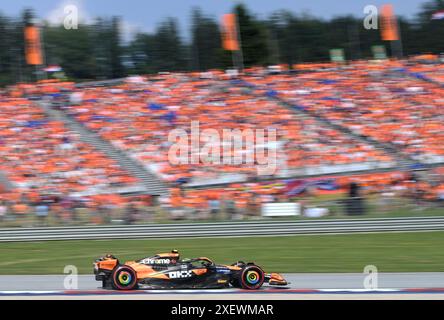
xmin=35 ymin=202 xmax=49 ymax=226
xmin=125 ymin=203 xmax=138 ymax=225
xmin=222 ymin=196 xmax=236 ymax=220
xmin=246 ymin=194 xmax=260 ymax=217
xmin=0 ymin=201 xmax=6 ymax=222
xmin=208 ymin=198 xmax=220 ymax=219
xmin=12 ymin=202 xmax=29 ymax=218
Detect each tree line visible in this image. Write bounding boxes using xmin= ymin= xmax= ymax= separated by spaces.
xmin=0 ymin=0 xmax=444 ymax=85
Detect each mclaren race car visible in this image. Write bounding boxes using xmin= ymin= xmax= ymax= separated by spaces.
xmin=94 ymin=250 xmax=288 ymax=290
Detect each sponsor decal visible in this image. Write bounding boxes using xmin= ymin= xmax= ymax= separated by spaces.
xmin=140 ymin=258 xmax=171 ymax=265
xmin=168 ymin=271 xmax=193 ymax=279
xmin=216 ymin=267 xmax=231 ymax=274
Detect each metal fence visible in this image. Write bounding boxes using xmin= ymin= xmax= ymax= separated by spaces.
xmin=1 ymin=216 xmax=444 ymax=242
xmin=0 ymin=195 xmax=442 ymax=229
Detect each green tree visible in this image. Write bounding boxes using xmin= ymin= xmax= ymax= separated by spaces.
xmin=190 ymin=8 xmax=223 ymax=71
xmin=234 ymin=4 xmax=270 ymax=66
xmin=0 ymin=14 xmax=18 ymax=85
xmin=152 ymin=18 xmax=187 ymax=72
xmin=127 ymin=32 xmax=155 ymax=74
xmin=414 ymin=0 xmax=444 ymax=53
xmin=44 ymin=24 xmax=97 ymax=79
xmin=109 ymin=16 xmax=124 ymax=78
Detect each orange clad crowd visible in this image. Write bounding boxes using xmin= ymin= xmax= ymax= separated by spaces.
xmin=0 ymin=58 xmax=443 ymax=220
xmin=66 ymin=72 xmax=393 ymax=186
xmin=167 ymin=168 xmax=444 ymax=210
xmin=0 ymin=93 xmax=139 ymax=212
xmin=241 ymin=60 xmax=444 ymax=163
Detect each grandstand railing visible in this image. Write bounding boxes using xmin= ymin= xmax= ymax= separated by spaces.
xmin=1 ymin=216 xmax=444 ymax=242
xmin=0 ymin=195 xmax=442 ymax=228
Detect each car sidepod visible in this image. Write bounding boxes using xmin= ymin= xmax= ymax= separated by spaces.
xmin=136 ymin=264 xmax=231 ymax=289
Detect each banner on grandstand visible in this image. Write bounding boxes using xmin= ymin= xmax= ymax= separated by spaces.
xmin=262 ymin=203 xmax=301 ymax=217
xmin=329 ymin=48 xmax=345 ymax=62
xmin=221 ymin=13 xmax=240 ymax=51
xmin=380 ymin=4 xmax=399 ymax=41
xmin=43 ymin=65 xmax=62 ymax=72
xmin=24 ymin=26 xmax=43 ymax=65
xmin=371 ymin=45 xmax=387 ymax=59
xmin=284 ymin=178 xmax=339 ymax=197
xmin=431 ymin=10 xmax=444 ymax=20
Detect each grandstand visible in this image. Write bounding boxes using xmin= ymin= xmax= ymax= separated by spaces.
xmin=242 ymin=60 xmax=444 ymax=165
xmin=64 ymin=74 xmax=394 ymax=184
xmin=0 ymin=57 xmax=443 ymax=225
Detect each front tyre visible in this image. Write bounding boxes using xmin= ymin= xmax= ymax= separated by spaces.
xmin=240 ymin=265 xmax=265 ymax=290
xmin=111 ymin=266 xmax=138 ymax=290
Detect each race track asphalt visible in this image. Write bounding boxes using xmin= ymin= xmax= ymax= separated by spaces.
xmin=1 ymin=273 xmax=444 ymax=299
xmin=1 ymin=273 xmax=444 ymax=291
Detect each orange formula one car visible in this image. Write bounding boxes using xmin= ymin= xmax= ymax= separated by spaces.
xmin=94 ymin=250 xmax=288 ymax=290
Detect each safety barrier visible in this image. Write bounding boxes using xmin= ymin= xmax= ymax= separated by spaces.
xmin=0 ymin=216 xmax=443 ymax=242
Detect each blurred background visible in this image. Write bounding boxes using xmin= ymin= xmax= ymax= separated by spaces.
xmin=0 ymin=0 xmax=443 ymax=228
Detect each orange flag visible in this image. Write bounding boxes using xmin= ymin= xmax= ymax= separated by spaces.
xmin=380 ymin=4 xmax=399 ymax=41
xmin=221 ymin=13 xmax=239 ymax=51
xmin=24 ymin=26 xmax=43 ymax=65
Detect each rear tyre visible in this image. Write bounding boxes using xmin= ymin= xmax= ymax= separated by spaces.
xmin=111 ymin=266 xmax=138 ymax=290
xmin=229 ymin=261 xmax=246 ymax=288
xmin=240 ymin=265 xmax=265 ymax=290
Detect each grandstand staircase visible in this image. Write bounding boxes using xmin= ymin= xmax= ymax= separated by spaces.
xmin=387 ymin=68 xmax=444 ymax=170
xmin=39 ymin=101 xmax=169 ymax=196
xmin=273 ymin=95 xmax=415 ymax=168
xmin=0 ymin=171 xmax=13 ymax=191
xmin=231 ymin=81 xmax=417 ymax=170
xmin=366 ymin=67 xmax=444 ymax=169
